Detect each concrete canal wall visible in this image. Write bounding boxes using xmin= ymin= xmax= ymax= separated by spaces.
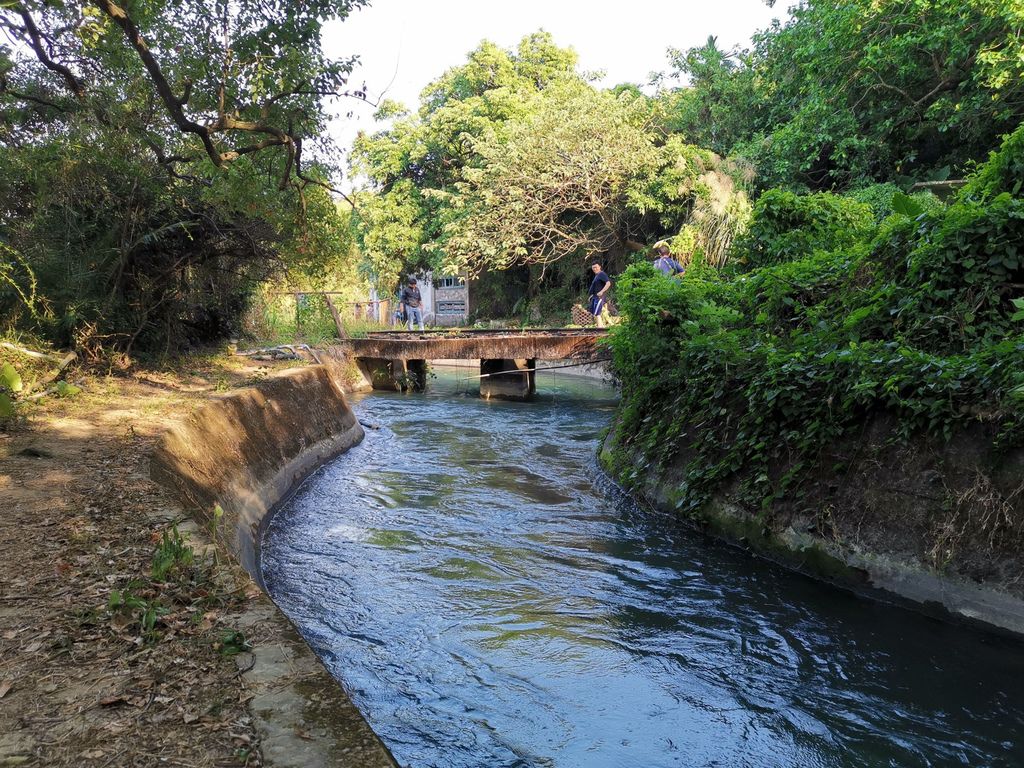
xmin=601 ymin=418 xmax=1024 ymax=640
xmin=151 ymin=365 xmax=364 ymax=575
xmin=150 ymin=363 xmax=397 ymax=768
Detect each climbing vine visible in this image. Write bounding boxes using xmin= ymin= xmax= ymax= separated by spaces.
xmin=607 ymin=125 xmax=1024 ymax=514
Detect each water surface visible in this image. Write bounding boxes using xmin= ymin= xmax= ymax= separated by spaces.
xmin=262 ymin=369 xmax=1024 ymax=767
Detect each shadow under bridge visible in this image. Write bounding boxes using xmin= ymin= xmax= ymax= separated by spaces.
xmin=332 ymin=328 xmax=610 ymax=400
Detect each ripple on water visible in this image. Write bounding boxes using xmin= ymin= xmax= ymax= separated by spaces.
xmin=422 ymin=556 xmax=506 ymax=582
xmin=482 ymin=465 xmax=574 ymax=505
xmin=366 ymin=528 xmax=422 ymax=550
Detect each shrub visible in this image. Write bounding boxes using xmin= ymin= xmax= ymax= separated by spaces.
xmin=959 ymin=123 xmax=1024 ymax=202
xmin=734 ymin=189 xmax=873 ymax=269
xmin=607 ymin=129 xmax=1024 ymax=514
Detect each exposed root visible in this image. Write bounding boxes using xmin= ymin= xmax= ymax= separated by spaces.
xmin=929 ymin=473 xmax=1024 ymax=569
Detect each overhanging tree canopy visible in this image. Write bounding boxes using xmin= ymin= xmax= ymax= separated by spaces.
xmin=2 ymin=0 xmax=367 ymax=191
xmin=660 ymin=0 xmax=1024 ymax=190
xmin=0 ymin=0 xmax=367 ymax=353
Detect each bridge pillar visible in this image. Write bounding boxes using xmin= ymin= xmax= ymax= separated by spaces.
xmin=479 ymin=358 xmax=535 ymax=401
xmin=355 ymin=357 xmax=400 ymax=391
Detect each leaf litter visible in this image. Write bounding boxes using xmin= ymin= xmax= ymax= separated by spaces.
xmin=0 ymin=360 xmax=296 ymax=766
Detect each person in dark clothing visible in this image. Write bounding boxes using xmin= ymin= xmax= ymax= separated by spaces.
xmin=400 ymin=277 xmax=425 ymax=331
xmin=393 ymin=298 xmax=406 ymax=326
xmin=652 ymin=241 xmax=685 ymax=276
xmin=588 ymin=262 xmax=611 ymax=326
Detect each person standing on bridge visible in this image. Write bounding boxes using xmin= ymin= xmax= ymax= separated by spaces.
xmin=401 ymin=277 xmax=425 ymax=332
xmin=588 ymin=261 xmax=612 ymax=327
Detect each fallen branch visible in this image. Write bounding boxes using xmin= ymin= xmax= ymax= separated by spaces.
xmin=0 ymin=341 xmax=57 ymax=360
xmin=1 ymin=344 xmax=78 ymax=394
xmin=33 ymin=351 xmax=77 ymax=391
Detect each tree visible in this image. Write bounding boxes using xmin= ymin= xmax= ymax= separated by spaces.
xmin=658 ymin=36 xmax=760 ymax=158
xmin=351 ymin=32 xmax=585 ymax=290
xmin=1 ymin=0 xmax=367 ymax=191
xmin=0 ymin=0 xmax=367 ymax=353
xmin=352 ymin=32 xmax=755 ymax=306
xmin=439 ymin=80 xmax=657 ymax=276
xmin=657 ymin=0 xmax=1024 ymax=190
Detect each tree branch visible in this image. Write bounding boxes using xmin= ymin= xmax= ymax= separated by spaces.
xmin=96 ymin=0 xmax=224 ymax=166
xmin=142 ymin=137 xmax=211 ymax=187
xmin=14 ymin=4 xmax=85 ymax=99
xmin=293 ymin=136 xmax=356 ymax=207
xmin=0 ymin=80 xmax=67 ymax=111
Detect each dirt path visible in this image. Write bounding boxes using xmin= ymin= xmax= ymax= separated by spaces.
xmin=0 ymin=359 xmax=296 ymax=767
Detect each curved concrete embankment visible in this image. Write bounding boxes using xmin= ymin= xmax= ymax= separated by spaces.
xmin=151 ymin=365 xmax=364 ymax=576
xmin=150 ymin=364 xmax=398 ymax=768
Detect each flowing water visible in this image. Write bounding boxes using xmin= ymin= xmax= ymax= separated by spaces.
xmin=261 ymin=368 xmax=1024 ymax=768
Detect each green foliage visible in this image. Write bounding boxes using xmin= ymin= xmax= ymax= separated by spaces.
xmin=895 ymin=193 xmax=1024 ymax=351
xmin=0 ymin=245 xmax=41 ymax=325
xmin=658 ymin=36 xmax=761 ymax=159
xmin=608 ymin=134 xmax=1024 ymax=515
xmin=151 ymin=527 xmax=195 ymax=582
xmin=215 ymin=629 xmax=252 ymax=656
xmin=734 ymin=190 xmax=873 ymax=269
xmin=1 ymin=362 xmax=23 ymax=393
xmin=845 ymin=183 xmax=904 ymax=222
xmin=0 ymin=362 xmax=22 ymax=419
xmin=53 ymin=380 xmax=81 ymax=398
xmin=351 ymin=33 xmax=610 ymax=289
xmin=352 ymin=32 xmax=754 ymax=309
xmin=105 ymin=524 xmax=230 ymax=644
xmin=959 ymin=122 xmax=1024 ymax=202
xmin=890 ymin=192 xmax=926 ymax=219
xmin=1012 ymin=298 xmax=1024 ymax=323
xmin=626 ymin=136 xmax=754 ymax=268
xmin=0 ymin=132 xmax=361 ymax=354
xmin=656 ymin=0 xmax=1024 ymax=190
xmin=442 ymin=79 xmax=657 ymax=275
xmin=108 ymin=583 xmax=167 ymax=642
xmin=1 ymin=1 xmax=367 ymax=356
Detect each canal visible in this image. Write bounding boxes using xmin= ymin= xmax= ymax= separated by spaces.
xmin=261 ymin=369 xmax=1024 ymax=767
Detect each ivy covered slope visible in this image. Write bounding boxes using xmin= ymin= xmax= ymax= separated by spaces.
xmin=604 ymin=125 xmax=1024 ymax=589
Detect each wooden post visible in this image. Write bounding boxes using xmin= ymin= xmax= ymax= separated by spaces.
xmin=323 ymin=294 xmax=348 ymax=340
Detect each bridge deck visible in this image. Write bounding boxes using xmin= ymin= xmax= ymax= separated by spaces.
xmin=341 ymin=328 xmax=610 ymax=361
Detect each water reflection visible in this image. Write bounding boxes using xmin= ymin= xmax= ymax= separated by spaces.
xmin=262 ymin=369 xmax=1024 ymax=768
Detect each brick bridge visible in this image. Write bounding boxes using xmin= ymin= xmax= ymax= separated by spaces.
xmin=332 ymin=328 xmax=610 ymax=400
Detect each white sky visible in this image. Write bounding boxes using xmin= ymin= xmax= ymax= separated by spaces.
xmin=321 ymin=0 xmax=786 ymax=189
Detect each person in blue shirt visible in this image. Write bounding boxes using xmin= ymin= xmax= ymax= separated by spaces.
xmin=652 ymin=242 xmax=685 ymax=276
xmin=588 ymin=262 xmax=612 ymax=325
